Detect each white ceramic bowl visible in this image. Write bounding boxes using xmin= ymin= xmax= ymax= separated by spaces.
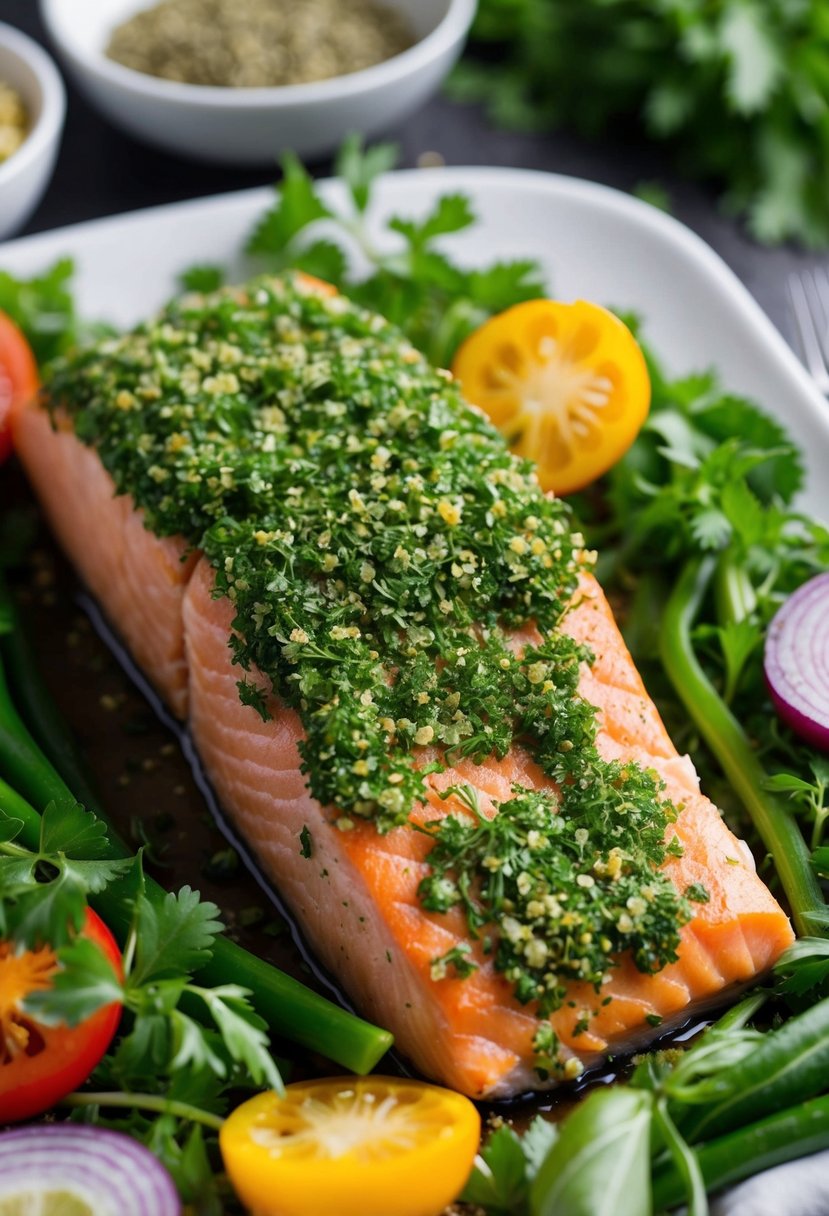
xmin=39 ymin=0 xmax=476 ymax=167
xmin=0 ymin=23 xmax=66 ymax=242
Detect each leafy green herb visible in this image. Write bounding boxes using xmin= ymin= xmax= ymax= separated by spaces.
xmin=530 ymin=1087 xmax=653 ymax=1216
xmin=774 ymin=937 xmax=829 ymax=999
xmin=462 ymin=1117 xmax=557 ymax=1215
xmin=0 ymin=799 xmax=131 ymax=947
xmin=299 ymin=824 xmax=313 ymax=859
xmin=0 ymin=258 xmax=78 ymax=364
xmin=245 ymin=135 xmax=545 ymax=366
xmin=463 ymin=1124 xmax=538 ymax=1215
xmin=179 ymin=264 xmax=226 ymax=294
xmin=578 ymin=327 xmax=829 ymax=933
xmin=454 ymin=0 xmax=829 ymax=247
xmin=766 ymin=758 xmax=829 ymax=850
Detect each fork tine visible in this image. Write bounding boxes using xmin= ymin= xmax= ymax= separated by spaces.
xmin=788 ymin=271 xmax=829 ymax=395
xmin=810 ymin=266 xmax=829 ymax=360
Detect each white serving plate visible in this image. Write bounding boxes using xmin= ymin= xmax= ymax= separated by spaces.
xmin=2 ymin=167 xmax=827 ymax=516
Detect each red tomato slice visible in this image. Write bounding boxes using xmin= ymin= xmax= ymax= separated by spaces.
xmin=0 ymin=909 xmax=123 ymax=1122
xmin=0 ymin=312 xmax=39 ymax=465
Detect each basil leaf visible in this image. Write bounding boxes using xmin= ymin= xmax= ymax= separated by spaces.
xmin=530 ymin=1087 xmax=653 ymax=1216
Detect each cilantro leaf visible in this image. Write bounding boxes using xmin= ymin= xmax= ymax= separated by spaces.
xmin=336 ymin=134 xmax=398 ymax=213
xmin=130 ymin=887 xmax=223 ymax=985
xmin=693 ymin=395 xmax=803 ymax=503
xmin=774 ymin=937 xmax=829 ymax=997
xmin=719 ymin=2 xmax=782 ymax=116
xmin=461 ymin=1124 xmax=530 ymax=1214
xmin=0 ymin=816 xmax=23 ymax=845
xmin=25 ymin=935 xmax=124 ymax=1025
xmin=178 ymin=265 xmax=226 ymax=293
xmin=717 ymin=618 xmax=762 ymax=702
xmin=460 ymin=0 xmax=829 ymax=246
xmin=7 ymin=869 xmax=88 ymax=949
xmin=466 ymin=260 xmax=547 ymax=312
xmin=389 ymin=193 xmax=477 ymax=248
xmin=245 ymin=153 xmax=332 ymax=258
xmin=242 ymin=144 xmax=547 ymax=366
xmin=0 ymin=257 xmax=78 ymax=363
xmin=191 ymin=983 xmax=283 ymax=1093
xmin=0 ymin=799 xmax=132 ymax=947
xmin=110 ymin=1012 xmax=172 ymax=1087
xmin=520 ymin=1115 xmax=559 ymax=1177
xmin=169 ymin=1009 xmax=228 ymax=1078
xmin=291 ymin=239 xmax=349 ymax=287
xmin=40 ymin=800 xmax=113 ymax=859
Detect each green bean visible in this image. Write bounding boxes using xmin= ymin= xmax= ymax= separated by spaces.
xmin=0 ymin=584 xmax=105 ymax=817
xmin=0 ymin=643 xmax=74 ymax=815
xmin=652 ymin=1095 xmax=829 ymax=1213
xmin=660 ymin=557 xmax=825 ymax=937
xmin=678 ymin=996 xmax=829 ymax=1143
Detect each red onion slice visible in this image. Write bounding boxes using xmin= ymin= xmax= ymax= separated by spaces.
xmin=0 ymin=1125 xmax=180 ymax=1216
xmin=764 ymin=572 xmax=829 ymax=750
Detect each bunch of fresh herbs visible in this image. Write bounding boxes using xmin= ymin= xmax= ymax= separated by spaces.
xmin=451 ymin=0 xmax=829 ymax=247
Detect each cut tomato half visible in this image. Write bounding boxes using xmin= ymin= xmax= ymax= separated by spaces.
xmin=452 ymin=299 xmax=651 ymax=496
xmin=0 ymin=311 xmax=39 ymax=465
xmin=0 ymin=909 xmax=122 ymax=1123
xmin=220 ymin=1076 xmax=480 ymax=1216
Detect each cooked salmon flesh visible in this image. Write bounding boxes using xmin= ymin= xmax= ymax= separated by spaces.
xmin=12 ymin=278 xmax=793 ymax=1098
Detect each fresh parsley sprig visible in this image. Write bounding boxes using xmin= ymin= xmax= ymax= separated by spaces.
xmin=243 ymin=135 xmax=545 ymax=366
xmin=453 ymin=0 xmax=829 ymax=247
xmin=0 ymin=795 xmax=131 ymax=947
xmin=27 ymin=859 xmax=282 ymax=1094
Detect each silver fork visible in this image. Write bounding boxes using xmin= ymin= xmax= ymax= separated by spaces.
xmin=787 ymin=268 xmax=829 ymax=395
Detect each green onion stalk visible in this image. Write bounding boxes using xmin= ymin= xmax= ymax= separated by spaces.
xmin=0 ymin=578 xmax=393 ymax=1074
xmin=660 ymin=557 xmax=825 ymax=938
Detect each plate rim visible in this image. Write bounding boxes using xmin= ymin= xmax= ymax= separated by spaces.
xmin=3 ymin=163 xmax=827 ymax=458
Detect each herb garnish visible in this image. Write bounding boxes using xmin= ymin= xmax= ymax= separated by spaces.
xmin=46 ymin=273 xmax=696 ymax=1062
xmin=245 ymin=137 xmax=546 ymax=368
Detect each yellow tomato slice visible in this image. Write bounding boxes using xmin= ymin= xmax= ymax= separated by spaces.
xmin=220 ymin=1077 xmax=480 ymax=1216
xmin=452 ymin=299 xmax=651 ymax=496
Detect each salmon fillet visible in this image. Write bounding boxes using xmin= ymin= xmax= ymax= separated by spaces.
xmin=12 ymin=397 xmax=794 ymax=1099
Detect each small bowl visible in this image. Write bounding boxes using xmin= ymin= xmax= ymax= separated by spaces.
xmin=39 ymin=0 xmax=476 ymax=167
xmin=0 ymin=23 xmax=66 ymax=242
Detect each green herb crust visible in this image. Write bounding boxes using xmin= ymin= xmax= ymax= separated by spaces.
xmin=47 ymin=274 xmax=699 ymax=1057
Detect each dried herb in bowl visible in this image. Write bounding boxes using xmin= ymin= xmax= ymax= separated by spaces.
xmin=106 ymin=0 xmax=415 ymax=89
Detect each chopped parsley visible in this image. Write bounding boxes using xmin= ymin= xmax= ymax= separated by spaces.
xmin=48 ymin=273 xmax=702 ymax=1065
xmin=420 ymin=782 xmax=696 ymax=1073
xmin=299 ymin=824 xmax=313 ymax=859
